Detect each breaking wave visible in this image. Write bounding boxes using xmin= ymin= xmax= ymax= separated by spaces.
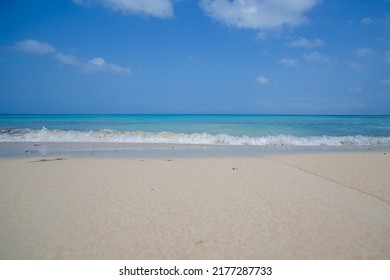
xmin=1 ymin=127 xmax=390 ymax=146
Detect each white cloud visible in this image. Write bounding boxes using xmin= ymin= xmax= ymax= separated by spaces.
xmin=256 ymin=75 xmax=270 ymax=85
xmin=356 ymin=48 xmax=374 ymax=58
xmin=278 ymin=58 xmax=297 ymax=67
xmin=89 ymin=57 xmax=106 ymax=66
xmin=303 ymin=51 xmax=329 ymax=64
xmin=80 ymin=56 xmax=131 ymax=74
xmin=289 ymin=37 xmax=323 ymax=48
xmin=199 ymin=0 xmax=320 ymax=30
xmin=108 ymin=63 xmax=131 ymax=74
xmin=13 ymin=39 xmax=56 ymax=54
xmin=73 ymin=0 xmax=174 ymax=18
xmin=89 ymin=57 xmax=131 ymax=74
xmin=348 ymin=86 xmax=363 ymax=93
xmin=55 ymin=52 xmax=81 ymax=66
xmin=14 ymin=39 xmax=131 ymax=75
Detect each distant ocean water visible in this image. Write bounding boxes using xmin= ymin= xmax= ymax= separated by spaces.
xmin=1 ymin=114 xmax=390 ymax=146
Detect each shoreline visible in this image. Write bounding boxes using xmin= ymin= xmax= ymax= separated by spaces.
xmin=1 ymin=142 xmax=389 ymax=159
xmin=1 ymin=150 xmax=390 ymax=259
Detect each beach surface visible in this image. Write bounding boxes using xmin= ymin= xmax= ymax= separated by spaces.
xmin=0 ymin=151 xmax=389 ymax=259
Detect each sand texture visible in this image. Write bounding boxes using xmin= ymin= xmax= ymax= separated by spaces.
xmin=0 ymin=152 xmax=389 ymax=259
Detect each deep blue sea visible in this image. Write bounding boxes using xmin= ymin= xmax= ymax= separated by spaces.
xmin=1 ymin=114 xmax=390 ymax=146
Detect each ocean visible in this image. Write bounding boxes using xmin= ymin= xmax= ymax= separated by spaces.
xmin=1 ymin=114 xmax=390 ymax=146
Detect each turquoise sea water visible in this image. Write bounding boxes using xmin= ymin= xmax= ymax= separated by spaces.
xmin=1 ymin=114 xmax=390 ymax=146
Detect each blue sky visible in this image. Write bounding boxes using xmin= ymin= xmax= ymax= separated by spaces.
xmin=1 ymin=0 xmax=390 ymax=114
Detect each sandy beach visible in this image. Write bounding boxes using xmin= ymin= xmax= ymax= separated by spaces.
xmin=0 ymin=151 xmax=389 ymax=259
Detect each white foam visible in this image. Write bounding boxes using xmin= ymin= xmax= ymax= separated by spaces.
xmin=1 ymin=128 xmax=390 ymax=146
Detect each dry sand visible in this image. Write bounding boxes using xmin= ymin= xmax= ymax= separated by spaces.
xmin=0 ymin=152 xmax=389 ymax=259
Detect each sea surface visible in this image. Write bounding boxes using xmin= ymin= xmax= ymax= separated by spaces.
xmin=1 ymin=114 xmax=390 ymax=147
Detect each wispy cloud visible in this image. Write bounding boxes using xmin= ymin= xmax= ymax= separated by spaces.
xmin=385 ymin=51 xmax=390 ymax=64
xmin=289 ymin=37 xmax=323 ymax=48
xmin=187 ymin=54 xmax=196 ymax=63
xmin=379 ymin=78 xmax=390 ymax=86
xmin=13 ymin=39 xmax=131 ymax=75
xmin=303 ymin=51 xmax=330 ymax=64
xmin=73 ymin=0 xmax=90 ymax=6
xmin=55 ymin=52 xmax=131 ymax=74
xmin=87 ymin=57 xmax=131 ymax=74
xmin=361 ymin=17 xmax=373 ymax=25
xmin=12 ymin=39 xmax=56 ymax=54
xmin=356 ymin=48 xmax=375 ymax=58
xmin=199 ymin=0 xmax=320 ymax=30
xmin=54 ymin=52 xmax=81 ymax=66
xmin=348 ymin=86 xmax=363 ymax=93
xmin=255 ymin=75 xmax=270 ymax=85
xmin=349 ymin=49 xmax=375 ymax=70
xmin=73 ymin=0 xmax=174 ymax=18
xmin=256 ymin=30 xmax=268 ymax=40
xmin=361 ymin=15 xmax=390 ymax=26
xmin=278 ymin=58 xmax=298 ymax=67
xmin=349 ymin=61 xmax=364 ymax=71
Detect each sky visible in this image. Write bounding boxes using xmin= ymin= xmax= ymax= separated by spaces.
xmin=0 ymin=0 xmax=390 ymax=114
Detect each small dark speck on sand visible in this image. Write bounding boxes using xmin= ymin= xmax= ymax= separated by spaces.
xmin=166 ymin=159 xmax=173 ymax=161
xmin=232 ymin=167 xmax=238 ymax=170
